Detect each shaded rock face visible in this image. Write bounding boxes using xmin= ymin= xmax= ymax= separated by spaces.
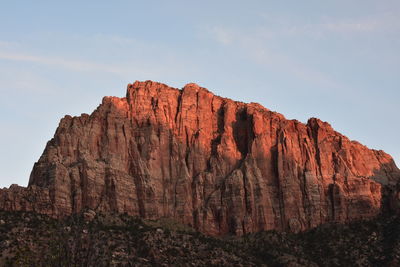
xmin=1 ymin=81 xmax=400 ymax=236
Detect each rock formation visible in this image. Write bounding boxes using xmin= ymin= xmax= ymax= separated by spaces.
xmin=1 ymin=81 xmax=399 ymax=235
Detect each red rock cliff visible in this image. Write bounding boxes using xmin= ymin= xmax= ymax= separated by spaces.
xmin=1 ymin=81 xmax=400 ymax=235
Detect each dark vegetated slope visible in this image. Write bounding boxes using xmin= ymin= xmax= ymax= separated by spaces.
xmin=1 ymin=210 xmax=400 ymax=266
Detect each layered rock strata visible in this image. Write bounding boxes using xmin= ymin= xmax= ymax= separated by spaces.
xmin=1 ymin=81 xmax=399 ymax=235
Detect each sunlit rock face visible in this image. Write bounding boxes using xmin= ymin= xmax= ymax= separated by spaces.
xmin=1 ymin=81 xmax=400 ymax=235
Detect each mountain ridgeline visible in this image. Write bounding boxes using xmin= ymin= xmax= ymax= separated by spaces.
xmin=1 ymin=81 xmax=399 ymax=236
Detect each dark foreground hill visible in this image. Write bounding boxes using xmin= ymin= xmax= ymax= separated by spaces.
xmin=1 ymin=210 xmax=400 ymax=266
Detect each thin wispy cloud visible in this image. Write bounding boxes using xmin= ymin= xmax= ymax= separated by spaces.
xmin=326 ymin=13 xmax=399 ymax=33
xmin=92 ymin=34 xmax=140 ymax=46
xmin=205 ymin=11 xmax=400 ymax=93
xmin=322 ymin=20 xmax=379 ymax=33
xmin=0 ymin=51 xmax=130 ymax=75
xmin=0 ymin=40 xmax=20 ymax=48
xmin=0 ymin=32 xmax=198 ymax=81
xmin=256 ymin=11 xmax=400 ymax=40
xmin=0 ymin=68 xmax=55 ymax=94
xmin=209 ymin=26 xmax=235 ymax=45
xmin=0 ymin=50 xmax=187 ymax=81
xmin=284 ymin=13 xmax=400 ymax=37
xmin=206 ymin=25 xmax=343 ymax=92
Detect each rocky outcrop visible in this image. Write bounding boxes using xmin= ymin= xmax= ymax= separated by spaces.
xmin=1 ymin=81 xmax=399 ymax=235
xmin=0 ymin=185 xmax=52 ymax=215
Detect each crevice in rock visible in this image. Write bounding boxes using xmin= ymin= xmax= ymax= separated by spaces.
xmin=233 ymin=108 xmax=254 ymax=159
xmin=328 ymin=183 xmax=336 ymax=220
xmin=241 ymin=165 xmax=251 ymax=215
xmin=78 ymin=161 xmax=88 ymax=211
xmin=308 ymin=122 xmax=323 ymax=177
xmin=301 ymin=169 xmax=310 ymax=228
xmin=151 ymin=97 xmax=158 ymax=110
xmin=175 ymin=90 xmax=183 ymax=130
xmin=122 ymin=124 xmax=126 ymax=140
xmin=211 ymin=105 xmax=225 ymax=156
xmin=274 ymin=129 xmax=286 ymax=230
xmin=69 ymin=172 xmax=77 ymax=213
xmin=128 ymin=141 xmax=146 ymax=217
xmin=105 ymin=168 xmax=118 ymax=212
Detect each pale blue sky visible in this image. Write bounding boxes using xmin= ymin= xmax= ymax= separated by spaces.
xmin=0 ymin=1 xmax=399 ymax=188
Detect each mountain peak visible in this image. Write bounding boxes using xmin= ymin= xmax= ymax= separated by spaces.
xmin=1 ymin=81 xmax=399 ymax=236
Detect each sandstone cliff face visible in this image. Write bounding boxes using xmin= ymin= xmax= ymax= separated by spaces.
xmin=1 ymin=81 xmax=399 ymax=235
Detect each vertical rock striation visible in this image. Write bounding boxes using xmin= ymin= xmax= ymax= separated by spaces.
xmin=1 ymin=81 xmax=399 ymax=235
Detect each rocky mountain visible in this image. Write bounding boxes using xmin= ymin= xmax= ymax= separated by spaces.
xmin=1 ymin=81 xmax=399 ymax=236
